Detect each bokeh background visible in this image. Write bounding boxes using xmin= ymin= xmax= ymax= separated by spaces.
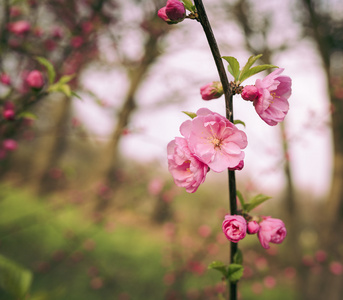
xmin=0 ymin=0 xmax=342 ymax=299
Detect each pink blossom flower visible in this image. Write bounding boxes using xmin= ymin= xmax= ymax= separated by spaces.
xmin=180 ymin=108 xmax=247 ymax=173
xmin=0 ymin=73 xmax=11 ymax=85
xmin=247 ymin=221 xmax=260 ymax=234
xmin=26 ymin=70 xmax=44 ymax=89
xmin=7 ymin=20 xmax=31 ymax=35
xmin=167 ymin=137 xmax=208 ymax=193
xmin=253 ymin=68 xmax=292 ymax=126
xmin=3 ymin=139 xmax=17 ymax=151
xmin=258 ymin=217 xmax=287 ymax=249
xmin=329 ymin=261 xmax=343 ymax=275
xmin=222 ymin=214 xmax=247 ymax=243
xmin=3 ymin=109 xmax=15 ymax=120
xmin=200 ymin=81 xmax=223 ymax=100
xmin=158 ymin=0 xmax=186 ymax=24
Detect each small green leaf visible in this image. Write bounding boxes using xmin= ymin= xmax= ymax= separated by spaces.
xmin=233 ymin=119 xmax=246 ymax=127
xmin=182 ymin=111 xmax=197 ymax=119
xmin=239 ymin=64 xmax=278 ymax=83
xmin=0 ymin=254 xmax=33 ymax=299
xmin=57 ymin=74 xmax=75 ymax=85
xmin=245 ymin=194 xmax=271 ymax=212
xmin=208 ymin=261 xmax=228 ymax=278
xmin=35 ymin=56 xmax=56 ymax=84
xmin=17 ymin=111 xmax=38 ymax=120
xmin=233 ymin=249 xmax=243 ymax=265
xmin=222 ymin=56 xmax=240 ymax=81
xmin=59 ymin=84 xmax=72 ymax=97
xmin=227 ymin=264 xmax=244 ymax=283
xmin=71 ymin=91 xmax=83 ymax=100
xmin=236 ymin=190 xmax=245 ymax=208
xmin=181 ymin=0 xmax=194 ymax=12
xmin=238 ymin=54 xmax=262 ymax=82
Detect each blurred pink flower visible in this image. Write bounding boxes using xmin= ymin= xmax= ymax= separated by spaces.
xmin=330 ymin=261 xmax=343 ymax=275
xmin=3 ymin=139 xmax=17 ymax=151
xmin=167 ymin=137 xmax=208 ymax=193
xmin=148 ymin=178 xmax=164 ymax=196
xmin=26 ymin=70 xmax=44 ymax=89
xmin=3 ymin=109 xmax=15 ymax=120
xmin=247 ymin=220 xmax=260 ymax=234
xmin=222 ymin=214 xmax=247 ymax=243
xmin=71 ymin=36 xmax=83 ymax=48
xmin=200 ymin=81 xmax=223 ymax=100
xmin=253 ymin=68 xmax=292 ymax=126
xmin=315 ymin=250 xmax=327 ymax=263
xmin=0 ymin=73 xmax=11 ymax=85
xmin=198 ymin=224 xmax=211 ymax=238
xmin=258 ymin=217 xmax=287 ymax=249
xmin=7 ymin=20 xmax=31 ymax=35
xmin=263 ymin=276 xmax=276 ymax=289
xmin=158 ymin=0 xmax=185 ymax=24
xmin=180 ymin=108 xmax=247 ymax=173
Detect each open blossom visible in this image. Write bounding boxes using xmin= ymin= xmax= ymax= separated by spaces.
xmin=26 ymin=70 xmax=44 ymax=89
xmin=253 ymin=68 xmax=292 ymax=126
xmin=167 ymin=137 xmax=208 ymax=193
xmin=258 ymin=217 xmax=287 ymax=249
xmin=222 ymin=214 xmax=247 ymax=243
xmin=158 ymin=0 xmax=186 ymax=24
xmin=180 ymin=108 xmax=247 ymax=173
xmin=200 ymin=81 xmax=223 ymax=100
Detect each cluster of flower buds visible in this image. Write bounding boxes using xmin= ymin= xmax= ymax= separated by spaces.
xmin=222 ymin=214 xmax=287 ymax=249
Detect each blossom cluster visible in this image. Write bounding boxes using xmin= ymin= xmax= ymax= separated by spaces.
xmin=167 ymin=108 xmax=247 ymax=193
xmin=222 ymin=214 xmax=287 ymax=249
xmin=201 ymin=68 xmax=292 ymax=126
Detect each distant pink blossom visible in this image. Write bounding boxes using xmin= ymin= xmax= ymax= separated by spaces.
xmin=3 ymin=139 xmax=17 ymax=151
xmin=3 ymin=109 xmax=15 ymax=120
xmin=0 ymin=73 xmax=11 ymax=85
xmin=158 ymin=0 xmax=186 ymax=24
xmin=222 ymin=214 xmax=247 ymax=243
xmin=26 ymin=70 xmax=44 ymax=89
xmin=253 ymin=68 xmax=292 ymax=126
xmin=7 ymin=20 xmax=31 ymax=35
xmin=258 ymin=216 xmax=287 ymax=249
xmin=200 ymin=81 xmax=223 ymax=100
xmin=167 ymin=137 xmax=208 ymax=193
xmin=180 ymin=108 xmax=247 ymax=173
xmin=247 ymin=221 xmax=260 ymax=234
xmin=329 ymin=261 xmax=343 ymax=275
xmin=148 ymin=178 xmax=164 ymax=195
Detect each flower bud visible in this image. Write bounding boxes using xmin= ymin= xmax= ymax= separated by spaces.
xmin=0 ymin=73 xmax=11 ymax=85
xmin=7 ymin=20 xmax=31 ymax=35
xmin=26 ymin=70 xmax=44 ymax=89
xmin=247 ymin=221 xmax=259 ymax=234
xmin=3 ymin=109 xmax=15 ymax=120
xmin=200 ymin=81 xmax=223 ymax=100
xmin=158 ymin=0 xmax=186 ymax=24
xmin=241 ymin=85 xmax=259 ymax=101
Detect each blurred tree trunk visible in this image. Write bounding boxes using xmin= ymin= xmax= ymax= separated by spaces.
xmin=95 ymin=17 xmax=169 ymax=213
xmin=299 ymin=0 xmax=343 ymax=299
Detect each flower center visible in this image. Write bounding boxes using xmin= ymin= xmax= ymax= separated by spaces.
xmin=211 ymin=137 xmax=222 ymax=149
xmin=270 ymin=92 xmax=280 ymax=100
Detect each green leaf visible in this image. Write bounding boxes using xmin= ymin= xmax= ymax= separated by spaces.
xmin=35 ymin=56 xmax=56 ymax=84
xmin=59 ymin=84 xmax=72 ymax=97
xmin=181 ymin=0 xmax=194 ymax=12
xmin=227 ymin=264 xmax=244 ymax=283
xmin=71 ymin=91 xmax=83 ymax=100
xmin=0 ymin=254 xmax=33 ymax=299
xmin=233 ymin=119 xmax=246 ymax=127
xmin=233 ymin=249 xmax=243 ymax=265
xmin=208 ymin=261 xmax=228 ymax=278
xmin=239 ymin=64 xmax=278 ymax=83
xmin=182 ymin=111 xmax=197 ymax=119
xmin=222 ymin=56 xmax=240 ymax=81
xmin=245 ymin=194 xmax=272 ymax=212
xmin=57 ymin=74 xmax=75 ymax=85
xmin=236 ymin=190 xmax=245 ymax=208
xmin=238 ymin=54 xmax=262 ymax=82
xmin=17 ymin=111 xmax=38 ymax=120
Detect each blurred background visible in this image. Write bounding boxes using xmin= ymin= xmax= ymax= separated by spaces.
xmin=0 ymin=0 xmax=342 ymax=299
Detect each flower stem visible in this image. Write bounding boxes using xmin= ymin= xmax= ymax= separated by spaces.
xmin=193 ymin=1 xmax=237 ymax=299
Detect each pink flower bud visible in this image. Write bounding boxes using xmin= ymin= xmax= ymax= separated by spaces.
xmin=241 ymin=85 xmax=259 ymax=101
xmin=258 ymin=217 xmax=287 ymax=249
xmin=7 ymin=20 xmax=31 ymax=35
xmin=26 ymin=70 xmax=44 ymax=89
xmin=247 ymin=221 xmax=260 ymax=234
xmin=0 ymin=73 xmax=11 ymax=85
xmin=200 ymin=81 xmax=223 ymax=100
xmin=222 ymin=214 xmax=247 ymax=243
xmin=3 ymin=139 xmax=17 ymax=151
xmin=158 ymin=0 xmax=186 ymax=24
xmin=71 ymin=36 xmax=83 ymax=48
